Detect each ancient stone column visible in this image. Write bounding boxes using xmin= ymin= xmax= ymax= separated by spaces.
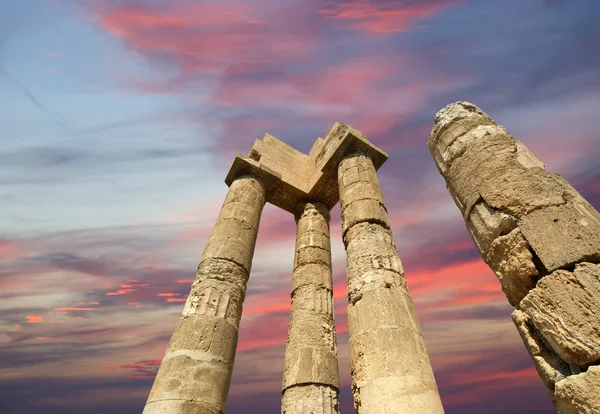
xmin=143 ymin=174 xmax=266 ymax=414
xmin=338 ymin=153 xmax=445 ymax=414
xmin=428 ymin=101 xmax=600 ymax=413
xmin=282 ymin=201 xmax=340 ymax=414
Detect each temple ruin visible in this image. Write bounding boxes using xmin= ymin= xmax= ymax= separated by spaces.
xmin=428 ymin=102 xmax=600 ymax=414
xmin=143 ymin=103 xmax=599 ymax=414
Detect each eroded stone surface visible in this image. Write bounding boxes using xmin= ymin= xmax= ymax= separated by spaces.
xmin=485 ymin=228 xmax=538 ymax=307
xmin=339 ymin=153 xmax=445 ymax=414
xmin=520 ymin=263 xmax=600 ymax=366
xmin=519 ymin=202 xmax=600 ymax=272
xmin=430 ymin=102 xmax=600 ymax=413
xmin=282 ymin=385 xmax=339 ymax=414
xmin=513 ymin=310 xmax=572 ymax=389
xmin=282 ymin=202 xmax=340 ymax=413
xmin=554 ymin=366 xmax=600 ymax=414
xmin=143 ymin=176 xmax=266 ymax=414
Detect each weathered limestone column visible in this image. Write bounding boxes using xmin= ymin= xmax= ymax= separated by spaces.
xmin=143 ymin=174 xmax=267 ymax=414
xmin=428 ymin=101 xmax=600 ymax=413
xmin=338 ymin=153 xmax=445 ymax=414
xmin=282 ymin=201 xmax=340 ymax=414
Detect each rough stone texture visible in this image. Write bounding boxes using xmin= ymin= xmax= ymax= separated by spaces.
xmin=513 ymin=310 xmax=572 ymax=389
xmin=520 ymin=263 xmax=600 ymax=367
xmin=245 ymin=122 xmax=388 ymax=213
xmin=143 ymin=176 xmax=266 ymax=414
xmin=282 ymin=202 xmax=340 ymax=414
xmin=554 ymin=366 xmax=600 ymax=414
xmin=282 ymin=385 xmax=340 ymax=414
xmin=339 ymin=154 xmax=445 ymax=414
xmin=429 ymin=101 xmax=600 ymax=413
xmin=519 ymin=202 xmax=600 ymax=272
xmin=485 ymin=228 xmax=538 ymax=307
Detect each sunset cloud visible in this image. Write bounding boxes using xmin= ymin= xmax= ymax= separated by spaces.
xmin=318 ymin=0 xmax=463 ymax=34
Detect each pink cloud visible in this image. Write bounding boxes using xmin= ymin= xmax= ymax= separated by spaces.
xmin=36 ymin=337 xmax=53 ymax=341
xmin=27 ymin=315 xmax=43 ymax=323
xmin=318 ymin=0 xmax=463 ymax=34
xmin=46 ymin=52 xmax=62 ymax=57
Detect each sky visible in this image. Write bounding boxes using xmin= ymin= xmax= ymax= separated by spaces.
xmin=1 ymin=0 xmax=599 ymax=413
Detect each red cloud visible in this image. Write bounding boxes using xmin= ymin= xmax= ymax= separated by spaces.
xmin=92 ymin=0 xmax=319 ymax=91
xmin=36 ymin=337 xmax=53 ymax=341
xmin=0 ymin=239 xmax=29 ymax=261
xmin=27 ymin=315 xmax=43 ymax=323
xmin=318 ymin=0 xmax=462 ymax=34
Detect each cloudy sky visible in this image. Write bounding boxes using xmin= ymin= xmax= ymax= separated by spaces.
xmin=1 ymin=0 xmax=599 ymax=413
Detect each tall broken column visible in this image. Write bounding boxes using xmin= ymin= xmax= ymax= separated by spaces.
xmin=428 ymin=101 xmax=600 ymax=413
xmin=144 ymin=157 xmax=276 ymax=414
xmin=282 ymin=202 xmax=340 ymax=414
xmin=338 ymin=153 xmax=445 ymax=414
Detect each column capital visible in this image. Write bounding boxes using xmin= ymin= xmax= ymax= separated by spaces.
xmin=294 ymin=201 xmax=331 ymax=223
xmin=225 ymin=154 xmax=282 ymax=192
xmin=316 ymin=122 xmax=388 ymax=177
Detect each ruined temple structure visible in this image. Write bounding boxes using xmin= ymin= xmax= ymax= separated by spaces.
xmin=428 ymin=102 xmax=600 ymax=414
xmin=143 ymin=123 xmax=445 ymax=413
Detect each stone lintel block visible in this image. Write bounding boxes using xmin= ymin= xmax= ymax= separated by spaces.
xmin=250 ymin=135 xmax=310 ymax=187
xmin=281 ymin=384 xmax=339 ymax=414
xmin=294 ymin=246 xmax=331 ymax=270
xmin=143 ymin=398 xmax=223 ymax=414
xmin=292 ymin=263 xmax=333 ymax=292
xmin=520 ymin=263 xmax=600 ymax=366
xmin=467 ymin=200 xmax=518 ymax=256
xmin=307 ymin=174 xmax=340 ymax=211
xmin=295 ymin=231 xmax=331 ymax=252
xmin=291 ymin=285 xmax=333 ymax=314
xmin=519 ymin=203 xmax=600 ymax=272
xmin=225 ymin=154 xmax=280 ymax=192
xmin=316 ymin=122 xmax=388 ymax=178
xmin=183 ymin=279 xmax=243 ymax=325
xmin=554 ymin=366 xmax=600 ymax=414
xmin=196 ymin=258 xmax=249 ymax=291
xmin=354 ymin=375 xmax=444 ymax=414
xmin=349 ymin=287 xmax=420 ymax=336
xmin=146 ymin=354 xmax=230 ymax=411
xmin=512 ymin=310 xmax=571 ymax=389
xmin=282 ymin=347 xmax=340 ymax=390
xmin=341 ymin=198 xmax=390 ymax=236
xmin=200 ymin=236 xmax=254 ymax=273
xmin=485 ymin=228 xmax=538 ymax=307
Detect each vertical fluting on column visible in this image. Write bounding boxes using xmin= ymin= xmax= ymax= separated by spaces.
xmin=338 ymin=154 xmax=445 ymax=414
xmin=428 ymin=101 xmax=600 ymax=414
xmin=143 ymin=175 xmax=266 ymax=414
xmin=282 ymin=202 xmax=340 ymax=414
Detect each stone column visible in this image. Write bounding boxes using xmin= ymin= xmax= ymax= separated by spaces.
xmin=428 ymin=101 xmax=600 ymax=413
xmin=143 ymin=174 xmax=266 ymax=414
xmin=282 ymin=202 xmax=340 ymax=414
xmin=338 ymin=153 xmax=445 ymax=414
